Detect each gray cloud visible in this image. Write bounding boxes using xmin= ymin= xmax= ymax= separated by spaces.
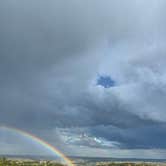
xmin=1 ymin=0 xmax=166 ymax=157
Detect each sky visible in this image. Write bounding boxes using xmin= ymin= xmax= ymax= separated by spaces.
xmin=1 ymin=0 xmax=166 ymax=159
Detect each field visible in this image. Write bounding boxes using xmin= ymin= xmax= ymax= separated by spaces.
xmin=0 ymin=158 xmax=64 ymax=166
xmin=95 ymin=163 xmax=166 ymax=166
xmin=1 ymin=158 xmax=166 ymax=166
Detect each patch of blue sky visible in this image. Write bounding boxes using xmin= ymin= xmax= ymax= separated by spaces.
xmin=97 ymin=75 xmax=116 ymax=88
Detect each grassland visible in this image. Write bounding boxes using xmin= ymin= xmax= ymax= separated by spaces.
xmin=0 ymin=158 xmax=166 ymax=166
xmin=95 ymin=162 xmax=166 ymax=166
xmin=0 ymin=158 xmax=65 ymax=166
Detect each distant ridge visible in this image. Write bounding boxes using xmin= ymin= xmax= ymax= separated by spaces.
xmin=69 ymin=156 xmax=166 ymax=163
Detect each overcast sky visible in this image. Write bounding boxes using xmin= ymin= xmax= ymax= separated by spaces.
xmin=1 ymin=0 xmax=166 ymax=159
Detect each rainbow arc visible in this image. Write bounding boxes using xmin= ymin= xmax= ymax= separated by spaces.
xmin=0 ymin=126 xmax=75 ymax=166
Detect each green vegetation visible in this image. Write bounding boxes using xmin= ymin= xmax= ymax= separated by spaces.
xmin=1 ymin=158 xmax=165 ymax=166
xmin=0 ymin=158 xmax=65 ymax=166
xmin=96 ymin=162 xmax=165 ymax=166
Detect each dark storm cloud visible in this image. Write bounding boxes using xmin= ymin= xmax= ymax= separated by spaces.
xmin=1 ymin=0 xmax=166 ymax=154
xmin=88 ymin=124 xmax=166 ymax=149
xmin=0 ymin=0 xmax=142 ymax=128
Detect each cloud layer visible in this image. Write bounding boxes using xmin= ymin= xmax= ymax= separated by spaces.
xmin=1 ymin=0 xmax=166 ymax=157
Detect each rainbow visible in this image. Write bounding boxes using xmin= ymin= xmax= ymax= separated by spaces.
xmin=0 ymin=126 xmax=75 ymax=166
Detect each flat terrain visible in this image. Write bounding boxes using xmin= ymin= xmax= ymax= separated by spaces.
xmin=0 ymin=158 xmax=65 ymax=166
xmin=1 ymin=158 xmax=166 ymax=166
